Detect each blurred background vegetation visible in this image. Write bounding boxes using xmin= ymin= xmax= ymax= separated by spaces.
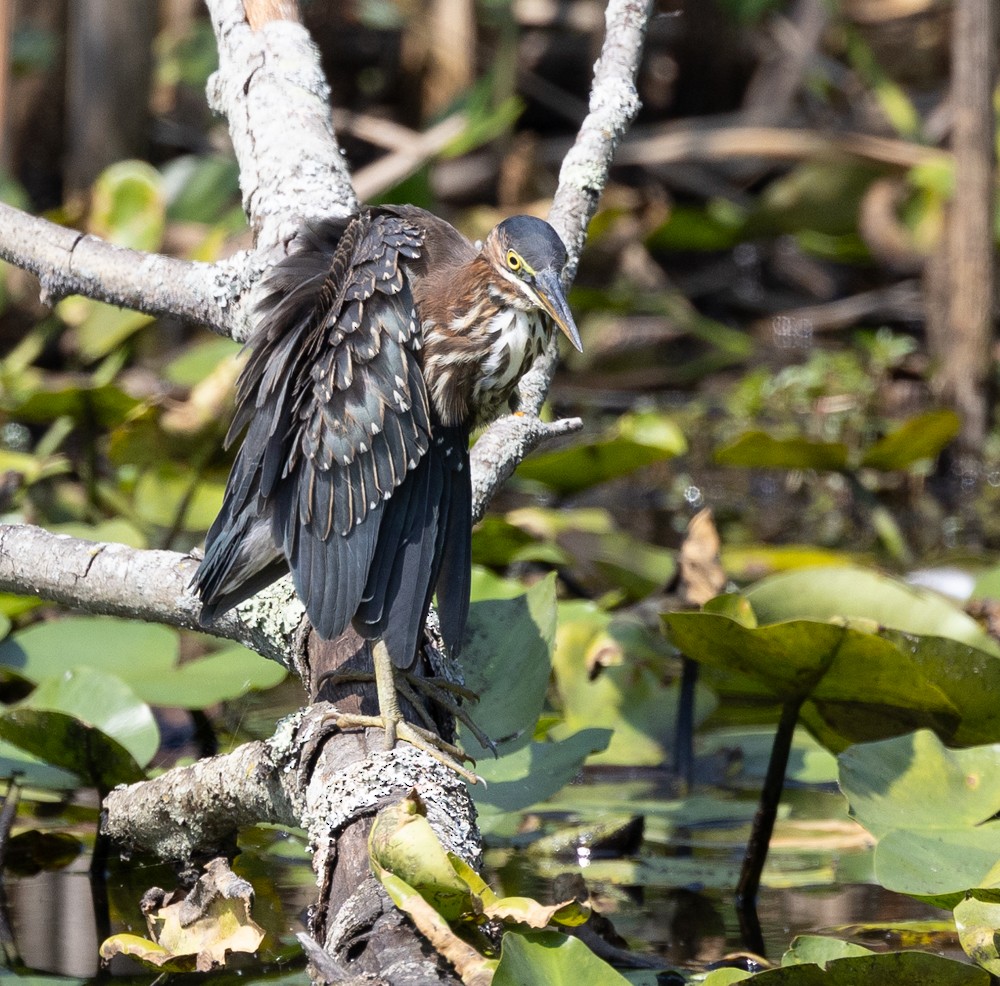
xmin=0 ymin=0 xmax=999 ymax=978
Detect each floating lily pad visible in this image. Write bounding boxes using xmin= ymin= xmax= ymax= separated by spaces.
xmin=0 ymin=668 xmax=155 ymax=788
xmin=705 ymin=949 xmax=987 ymax=984
xmin=493 ymin=931 xmax=631 ymax=986
xmin=954 ymin=895 xmax=1000 ymax=975
xmin=0 ymin=617 xmax=178 ymax=684
xmin=839 ymin=730 xmax=1000 ymax=905
xmin=130 ymin=645 xmax=286 ymax=709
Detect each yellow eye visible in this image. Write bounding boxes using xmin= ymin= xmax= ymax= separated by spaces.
xmin=506 ymin=250 xmax=522 ymax=271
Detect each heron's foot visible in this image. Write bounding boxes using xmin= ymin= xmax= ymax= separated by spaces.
xmin=400 ymin=673 xmax=495 ymax=756
xmin=328 ymin=710 xmax=481 ymax=784
xmin=317 ymin=667 xmax=494 ymax=756
xmin=318 ymin=639 xmax=483 ymax=783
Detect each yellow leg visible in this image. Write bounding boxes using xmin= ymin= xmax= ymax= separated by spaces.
xmin=325 ymin=638 xmax=482 ymax=784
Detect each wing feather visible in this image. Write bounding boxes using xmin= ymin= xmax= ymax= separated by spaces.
xmin=193 ymin=210 xmax=434 ymax=643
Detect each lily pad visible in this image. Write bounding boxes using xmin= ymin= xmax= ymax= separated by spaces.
xmin=0 ymin=668 xmax=155 ymax=788
xmin=704 ymin=950 xmax=987 ymax=984
xmin=0 ymin=617 xmax=179 ymax=684
xmin=460 ymin=575 xmax=557 ymax=746
xmin=0 ymin=738 xmax=79 ymax=791
xmin=493 ymin=931 xmax=631 ymax=986
xmin=954 ymin=895 xmax=1000 ymax=975
xmin=745 ymin=567 xmax=1000 ymax=657
xmin=554 ymin=602 xmax=716 ymax=765
xmin=460 ymin=579 xmax=610 ymax=807
xmin=839 ymin=730 xmax=1000 ymax=905
xmin=782 ymin=935 xmax=874 ymax=966
xmin=664 ymin=612 xmax=959 ymax=751
xmin=473 ymin=728 xmax=612 ymax=816
xmin=130 ymin=645 xmax=286 ymax=709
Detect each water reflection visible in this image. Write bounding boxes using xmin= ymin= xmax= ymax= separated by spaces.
xmin=8 ymin=857 xmax=99 ymax=978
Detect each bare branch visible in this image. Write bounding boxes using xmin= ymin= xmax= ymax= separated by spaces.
xmin=102 ymin=734 xmax=302 ymax=860
xmin=204 ymin=0 xmax=357 ymax=253
xmin=0 ymin=524 xmax=304 ymax=670
xmin=470 ymin=0 xmax=651 ymax=504
xmin=0 ymin=202 xmax=247 ymax=336
xmin=548 ymin=0 xmax=650 ymax=276
xmin=470 ymin=413 xmax=583 ymax=523
xmin=0 ymin=0 xmax=356 ymax=343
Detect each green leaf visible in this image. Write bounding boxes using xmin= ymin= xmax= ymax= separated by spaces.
xmin=48 ymin=518 xmax=147 ymax=548
xmin=555 ymin=603 xmax=716 ymax=765
xmin=0 ymin=617 xmax=179 ymax=684
xmin=0 ymin=668 xmax=156 ymax=788
xmin=23 ymin=667 xmax=158 ymax=765
xmin=879 ymin=630 xmax=1000 ymax=746
xmin=132 ymin=645 xmax=286 ymax=709
xmin=460 ymin=575 xmax=557 ymax=746
xmin=715 ymin=431 xmax=849 ymax=471
xmin=954 ymin=895 xmax=1000 ymax=974
xmin=368 ymin=793 xmax=473 ymax=922
xmin=646 ymin=202 xmax=747 ymax=251
xmin=782 ymin=935 xmax=874 ymax=967
xmin=493 ymin=931 xmax=631 ymax=986
xmin=663 ymin=607 xmax=958 ymax=736
xmin=860 ymin=410 xmax=960 ymax=471
xmin=162 ymin=154 xmax=241 ymax=223
xmin=472 ymin=728 xmax=612 ymax=816
xmin=746 ymin=567 xmax=1000 ymax=657
xmin=721 ymin=950 xmax=988 ymax=983
xmin=839 ymin=730 xmax=1000 ymax=904
xmin=163 ymin=336 xmax=242 ymax=387
xmin=11 ymin=382 xmax=139 ymax=428
xmin=133 ymin=463 xmax=226 ymax=531
xmin=0 ymin=618 xmax=282 ymax=710
xmin=61 ymin=298 xmax=154 ymax=362
xmin=0 ymin=738 xmax=79 ymax=791
xmin=89 ymin=160 xmax=165 ymax=252
xmin=516 ymin=412 xmax=686 ymax=494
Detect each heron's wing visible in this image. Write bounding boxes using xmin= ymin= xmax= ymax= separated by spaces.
xmin=194 ymin=212 xmax=432 ymax=641
xmin=354 ymin=425 xmax=470 ymax=667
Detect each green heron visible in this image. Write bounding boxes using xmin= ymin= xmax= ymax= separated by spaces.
xmin=192 ymin=205 xmax=581 ymax=773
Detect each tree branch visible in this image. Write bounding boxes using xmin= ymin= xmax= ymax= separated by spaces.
xmin=0 ymin=202 xmax=247 ymax=336
xmin=470 ymin=0 xmax=651 ymax=503
xmin=0 ymin=524 xmax=305 ymax=672
xmin=0 ymin=0 xmax=653 ymax=655
xmin=205 ymin=0 xmax=357 ymax=254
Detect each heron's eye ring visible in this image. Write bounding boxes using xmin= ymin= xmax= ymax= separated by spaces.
xmin=506 ymin=250 xmax=522 ymax=271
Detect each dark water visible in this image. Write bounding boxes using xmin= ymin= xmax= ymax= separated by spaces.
xmin=0 ymin=758 xmax=954 ymax=982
